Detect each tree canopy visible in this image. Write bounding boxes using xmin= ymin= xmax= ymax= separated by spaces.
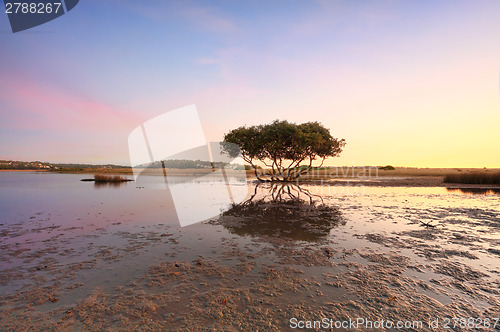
xmin=223 ymin=120 xmax=345 ymax=181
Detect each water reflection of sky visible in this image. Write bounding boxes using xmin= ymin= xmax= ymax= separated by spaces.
xmin=1 ymin=171 xmax=499 ymax=311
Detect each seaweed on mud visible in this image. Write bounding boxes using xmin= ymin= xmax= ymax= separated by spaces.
xmin=358 ymin=252 xmax=410 ymax=266
xmin=444 ymin=207 xmax=500 ymax=228
xmin=358 ymin=233 xmax=410 ymax=248
xmin=488 ymin=248 xmax=500 ymax=256
xmin=434 ymin=261 xmax=487 ymax=281
xmin=400 ymin=229 xmax=438 ymax=240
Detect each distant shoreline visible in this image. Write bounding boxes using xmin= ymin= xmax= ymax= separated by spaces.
xmin=0 ymin=169 xmax=50 ymax=172
xmin=2 ymin=168 xmax=500 ymax=189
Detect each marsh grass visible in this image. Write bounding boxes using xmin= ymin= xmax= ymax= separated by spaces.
xmin=444 ymin=172 xmax=500 ymax=185
xmin=93 ymin=174 xmax=130 ymax=183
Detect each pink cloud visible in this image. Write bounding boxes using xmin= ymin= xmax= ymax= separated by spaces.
xmin=1 ymin=72 xmax=142 ymax=133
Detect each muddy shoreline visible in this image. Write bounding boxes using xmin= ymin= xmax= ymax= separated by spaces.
xmin=303 ymin=177 xmax=500 ymax=189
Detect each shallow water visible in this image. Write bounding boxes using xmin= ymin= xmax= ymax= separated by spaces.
xmin=1 ymin=172 xmax=499 ymax=330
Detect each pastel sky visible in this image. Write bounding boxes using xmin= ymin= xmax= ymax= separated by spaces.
xmin=1 ymin=0 xmax=499 ymax=167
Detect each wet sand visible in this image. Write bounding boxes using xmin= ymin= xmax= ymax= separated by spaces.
xmin=0 ymin=175 xmax=499 ymax=331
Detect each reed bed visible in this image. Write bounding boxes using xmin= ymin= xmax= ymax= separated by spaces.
xmin=443 ymin=172 xmax=500 ymax=185
xmin=93 ymin=174 xmax=130 ymax=183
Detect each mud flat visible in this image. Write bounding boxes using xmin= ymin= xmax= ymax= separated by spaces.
xmin=0 ymin=173 xmax=499 ymax=331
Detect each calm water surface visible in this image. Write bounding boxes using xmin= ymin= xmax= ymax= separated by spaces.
xmin=1 ymin=171 xmax=499 ymax=314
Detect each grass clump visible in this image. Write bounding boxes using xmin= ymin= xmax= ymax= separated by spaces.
xmin=444 ymin=172 xmax=500 ymax=185
xmin=94 ymin=174 xmax=129 ymax=183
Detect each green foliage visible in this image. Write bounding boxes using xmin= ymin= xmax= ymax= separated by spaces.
xmin=223 ymin=120 xmax=345 ymax=181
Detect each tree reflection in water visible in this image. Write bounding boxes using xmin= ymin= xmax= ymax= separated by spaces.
xmin=93 ymin=181 xmax=129 ymax=189
xmin=217 ymin=182 xmax=345 ymax=242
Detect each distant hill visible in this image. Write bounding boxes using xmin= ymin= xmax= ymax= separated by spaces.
xmin=0 ymin=160 xmax=53 ymax=170
xmin=0 ymin=159 xmax=245 ymax=171
xmin=134 ymin=159 xmax=245 ymax=170
xmin=0 ymin=160 xmax=127 ymax=171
